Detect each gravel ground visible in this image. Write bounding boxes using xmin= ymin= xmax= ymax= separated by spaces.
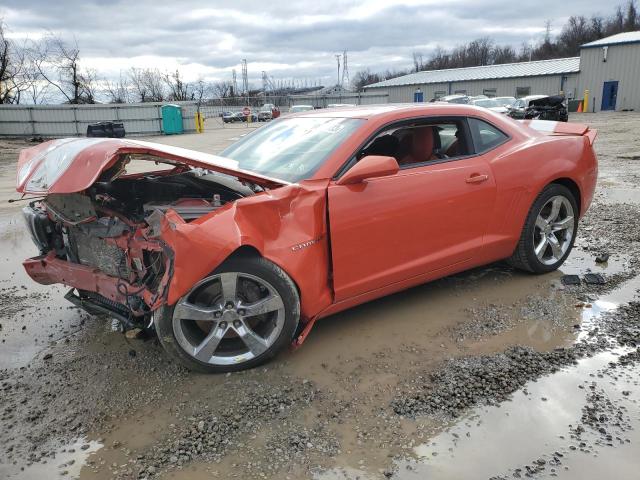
xmin=1 ymin=113 xmax=640 ymax=480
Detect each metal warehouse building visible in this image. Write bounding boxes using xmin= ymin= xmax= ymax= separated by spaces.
xmin=363 ymin=31 xmax=640 ymax=112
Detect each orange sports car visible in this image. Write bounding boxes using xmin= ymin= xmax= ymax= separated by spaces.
xmin=16 ymin=104 xmax=598 ymax=372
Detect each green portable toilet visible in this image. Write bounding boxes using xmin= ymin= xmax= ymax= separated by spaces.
xmin=161 ymin=104 xmax=183 ymax=134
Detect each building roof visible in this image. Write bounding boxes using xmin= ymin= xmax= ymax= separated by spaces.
xmin=364 ymin=57 xmax=580 ymax=89
xmin=581 ymin=30 xmax=640 ymax=48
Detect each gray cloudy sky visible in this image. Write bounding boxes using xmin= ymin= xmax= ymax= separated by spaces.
xmin=3 ymin=0 xmax=607 ymax=87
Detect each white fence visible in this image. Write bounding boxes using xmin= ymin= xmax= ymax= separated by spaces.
xmin=0 ymin=92 xmax=390 ymax=138
xmin=0 ymin=102 xmax=193 ymax=137
xmin=288 ymin=92 xmax=389 ymax=108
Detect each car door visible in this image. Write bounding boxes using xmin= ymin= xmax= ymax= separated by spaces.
xmin=327 ymin=117 xmax=498 ymax=302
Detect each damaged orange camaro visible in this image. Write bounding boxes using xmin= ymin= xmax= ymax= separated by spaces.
xmin=16 ymin=104 xmax=598 ymax=372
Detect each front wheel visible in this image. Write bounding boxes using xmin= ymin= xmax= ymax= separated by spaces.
xmin=508 ymin=184 xmax=578 ymax=273
xmin=156 ymin=256 xmax=300 ymax=373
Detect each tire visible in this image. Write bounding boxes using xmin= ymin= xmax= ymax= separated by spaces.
xmin=508 ymin=183 xmax=578 ymax=274
xmin=155 ymin=256 xmax=300 ymax=373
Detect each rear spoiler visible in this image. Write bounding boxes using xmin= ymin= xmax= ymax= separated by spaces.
xmin=519 ymin=120 xmax=598 ymax=145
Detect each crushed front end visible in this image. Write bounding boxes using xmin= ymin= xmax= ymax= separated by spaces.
xmin=22 ymin=192 xmax=172 ymax=327
xmin=17 ymin=138 xmax=275 ymax=329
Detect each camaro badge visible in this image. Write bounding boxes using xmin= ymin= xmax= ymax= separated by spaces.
xmin=291 ymin=236 xmax=323 ymax=252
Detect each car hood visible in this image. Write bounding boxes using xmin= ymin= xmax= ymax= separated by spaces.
xmin=16 ymin=138 xmax=289 ymax=195
xmin=488 ymin=106 xmax=508 ymax=114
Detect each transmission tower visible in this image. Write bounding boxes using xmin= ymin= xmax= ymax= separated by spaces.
xmin=335 ymin=54 xmax=341 ymax=87
xmin=241 ymin=59 xmax=248 ymax=96
xmin=232 ymin=69 xmax=238 ymax=97
xmin=262 ymin=71 xmax=269 ymax=94
xmin=341 ymin=50 xmax=350 ymax=88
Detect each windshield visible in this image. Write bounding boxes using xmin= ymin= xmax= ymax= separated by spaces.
xmin=221 ymin=117 xmax=364 ymax=182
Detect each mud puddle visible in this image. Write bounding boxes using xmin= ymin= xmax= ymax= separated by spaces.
xmin=316 ymin=347 xmax=638 ymax=480
xmin=4 ymin=438 xmax=103 ymax=480
xmin=313 ymin=271 xmax=640 ymax=480
xmin=393 ymin=348 xmax=638 ymax=480
xmin=0 ymin=215 xmax=89 ymax=369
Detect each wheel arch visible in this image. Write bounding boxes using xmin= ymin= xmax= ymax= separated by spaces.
xmin=549 ymin=177 xmax=581 ymax=216
xmin=223 ymin=244 xmax=302 ymax=296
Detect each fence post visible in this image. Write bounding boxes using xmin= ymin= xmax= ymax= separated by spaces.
xmin=28 ymin=106 xmax=36 ymax=136
xmin=73 ymin=106 xmax=80 ymax=136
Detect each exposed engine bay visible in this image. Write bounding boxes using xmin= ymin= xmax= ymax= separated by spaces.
xmin=22 ymin=155 xmax=261 ymax=327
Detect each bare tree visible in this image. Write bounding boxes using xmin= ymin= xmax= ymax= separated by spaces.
xmin=466 ymin=37 xmax=494 ymax=66
xmin=211 ymin=80 xmax=233 ymax=99
xmin=29 ymin=33 xmax=97 ymax=103
xmin=558 ymin=15 xmax=591 ymax=55
xmin=104 ymin=72 xmax=131 ymax=103
xmin=0 ymin=21 xmax=34 ymax=104
xmin=492 ymin=45 xmax=517 ymax=64
xmin=192 ymin=78 xmax=210 ymax=115
xmin=426 ymin=46 xmax=451 ymax=70
xmin=351 ymin=69 xmax=383 ymax=91
xmin=625 ymin=0 xmax=638 ymax=30
xmin=163 ymin=69 xmax=191 ymax=101
xmin=590 ymin=15 xmax=605 ymax=38
xmin=412 ymin=51 xmax=424 ymax=72
xmin=128 ymin=67 xmax=164 ymax=102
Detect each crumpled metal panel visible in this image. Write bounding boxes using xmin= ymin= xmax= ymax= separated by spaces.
xmin=155 ymin=179 xmax=333 ymax=322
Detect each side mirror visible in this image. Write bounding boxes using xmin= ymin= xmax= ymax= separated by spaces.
xmin=336 ymin=155 xmax=399 ymax=186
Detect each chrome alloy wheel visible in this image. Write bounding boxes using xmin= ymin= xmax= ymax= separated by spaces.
xmin=533 ymin=195 xmax=575 ymax=266
xmin=172 ymin=272 xmax=286 ymax=366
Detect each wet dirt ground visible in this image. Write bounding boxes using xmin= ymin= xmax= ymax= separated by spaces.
xmin=1 ymin=113 xmax=640 ymax=479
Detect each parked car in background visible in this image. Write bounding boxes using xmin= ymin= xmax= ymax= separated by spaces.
xmin=508 ymin=95 xmax=568 ymax=122
xmin=289 ymin=105 xmax=314 ymax=114
xmin=223 ymin=112 xmax=244 ymax=123
xmin=258 ymin=104 xmax=281 ymax=121
xmin=525 ymin=96 xmax=569 ymax=122
xmin=17 ymin=104 xmax=598 ymax=372
xmin=470 ymin=97 xmax=509 ymax=114
xmin=507 ymin=95 xmax=548 ymax=119
xmin=326 ymin=103 xmax=357 ymax=108
xmin=494 ymin=96 xmax=517 ymax=108
xmin=435 ymin=94 xmax=470 ymax=104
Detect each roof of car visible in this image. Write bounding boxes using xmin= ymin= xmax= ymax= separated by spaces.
xmin=293 ymin=103 xmax=486 ymax=120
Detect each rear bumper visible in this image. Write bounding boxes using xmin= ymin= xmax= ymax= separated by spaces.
xmin=23 ymin=252 xmax=165 ymax=315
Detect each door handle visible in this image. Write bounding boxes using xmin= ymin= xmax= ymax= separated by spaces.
xmin=466 ymin=174 xmax=489 ymax=184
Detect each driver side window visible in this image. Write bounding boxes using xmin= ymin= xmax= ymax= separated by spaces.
xmin=357 ymin=119 xmax=471 ymax=169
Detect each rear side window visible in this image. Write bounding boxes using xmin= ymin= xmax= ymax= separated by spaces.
xmin=468 ymin=118 xmax=509 ymax=153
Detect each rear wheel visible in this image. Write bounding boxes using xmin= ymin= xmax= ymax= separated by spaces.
xmin=156 ymin=256 xmax=299 ymax=373
xmin=508 ymin=184 xmax=578 ymax=273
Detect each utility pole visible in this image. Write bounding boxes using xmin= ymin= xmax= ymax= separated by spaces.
xmin=341 ymin=50 xmax=350 ymax=89
xmin=241 ymin=59 xmax=248 ymax=104
xmin=232 ymin=69 xmax=238 ymax=98
xmin=335 ymin=54 xmax=341 ymax=87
